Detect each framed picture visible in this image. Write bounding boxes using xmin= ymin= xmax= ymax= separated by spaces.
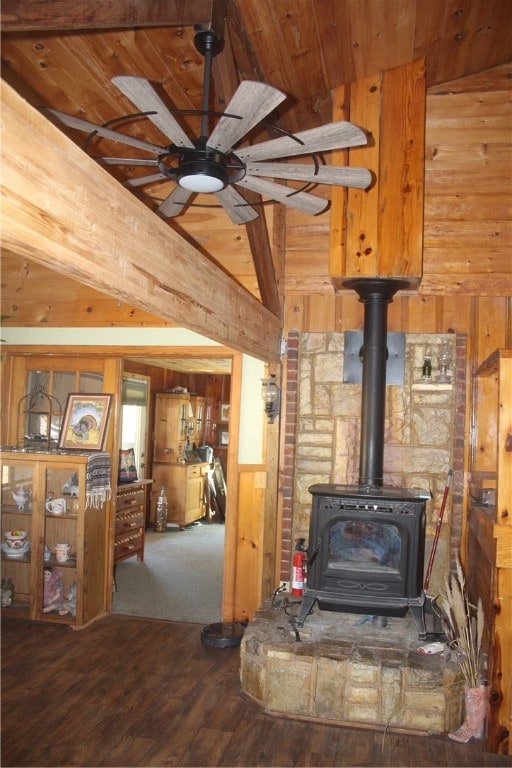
xmin=118 ymin=447 xmax=138 ymax=483
xmin=220 ymin=430 xmax=229 ymax=446
xmin=220 ymin=403 xmax=230 ymax=422
xmin=59 ymin=394 xmax=112 ymax=451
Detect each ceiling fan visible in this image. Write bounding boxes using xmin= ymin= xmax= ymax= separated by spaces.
xmin=43 ymin=27 xmax=372 ymax=226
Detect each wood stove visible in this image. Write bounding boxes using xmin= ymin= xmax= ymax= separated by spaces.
xmin=296 ymin=278 xmax=428 ymax=638
xmin=296 ymin=483 xmax=427 ymax=636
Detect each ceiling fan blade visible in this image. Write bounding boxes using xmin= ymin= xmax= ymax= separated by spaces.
xmin=245 ymin=162 xmax=372 ymax=189
xmin=207 ymin=81 xmax=286 ymax=154
xmin=214 ymin=187 xmax=259 ymax=224
xmin=101 ymin=157 xmax=159 ymax=166
xmin=44 ymin=108 xmax=165 ymax=154
xmin=237 ymin=176 xmax=328 ymax=215
xmin=237 ymin=121 xmax=368 ymax=163
xmin=126 ymin=173 xmax=168 ymax=188
xmin=158 ymin=185 xmax=193 ymax=217
xmin=112 ymin=75 xmax=195 ymax=149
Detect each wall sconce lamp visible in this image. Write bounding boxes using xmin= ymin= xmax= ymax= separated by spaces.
xmin=261 ymin=375 xmax=280 ymax=423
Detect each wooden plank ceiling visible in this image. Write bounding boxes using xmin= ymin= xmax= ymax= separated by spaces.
xmin=2 ymin=0 xmax=512 ymax=334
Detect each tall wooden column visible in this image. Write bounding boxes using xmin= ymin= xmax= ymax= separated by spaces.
xmin=330 ymin=58 xmax=426 ymax=289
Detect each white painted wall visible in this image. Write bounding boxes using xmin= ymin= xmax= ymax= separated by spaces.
xmin=239 ymin=356 xmax=265 ymax=464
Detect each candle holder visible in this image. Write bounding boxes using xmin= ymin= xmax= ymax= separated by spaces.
xmin=436 ymin=339 xmax=452 ymax=383
xmin=421 ymin=348 xmax=432 ymax=380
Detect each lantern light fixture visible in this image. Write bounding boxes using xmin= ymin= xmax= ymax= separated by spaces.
xmin=261 ymin=375 xmax=280 ymax=423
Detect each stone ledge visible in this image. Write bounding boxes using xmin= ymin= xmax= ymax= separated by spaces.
xmin=240 ymin=599 xmax=465 ymax=734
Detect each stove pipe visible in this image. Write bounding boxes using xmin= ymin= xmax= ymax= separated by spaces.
xmin=343 ymin=278 xmax=410 ymax=488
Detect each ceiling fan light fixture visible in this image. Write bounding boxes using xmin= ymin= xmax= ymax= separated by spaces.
xmin=177 ymin=159 xmax=228 ymax=192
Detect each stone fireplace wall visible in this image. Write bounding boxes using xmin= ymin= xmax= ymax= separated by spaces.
xmin=280 ymin=331 xmax=466 ymax=597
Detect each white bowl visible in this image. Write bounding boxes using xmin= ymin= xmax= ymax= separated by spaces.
xmin=4 ymin=530 xmax=28 ymax=549
xmin=2 ymin=541 xmax=30 ymax=557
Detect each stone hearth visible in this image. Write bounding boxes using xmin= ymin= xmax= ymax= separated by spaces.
xmin=240 ymin=598 xmax=465 ymax=734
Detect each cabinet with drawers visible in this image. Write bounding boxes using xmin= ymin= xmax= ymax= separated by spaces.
xmin=114 ymin=482 xmax=146 ymax=564
xmin=152 ymin=462 xmax=209 ymax=529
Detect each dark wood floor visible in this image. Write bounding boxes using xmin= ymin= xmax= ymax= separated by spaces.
xmin=1 ymin=614 xmax=510 ymax=768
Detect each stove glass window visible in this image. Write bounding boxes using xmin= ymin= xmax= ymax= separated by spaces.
xmin=328 ymin=520 xmax=401 ymax=572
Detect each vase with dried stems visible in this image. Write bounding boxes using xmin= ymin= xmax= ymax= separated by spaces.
xmin=435 ymin=557 xmax=487 ymax=743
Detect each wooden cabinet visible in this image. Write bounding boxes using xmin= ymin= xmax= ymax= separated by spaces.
xmin=153 ymin=392 xmax=191 ymax=463
xmin=1 ymin=450 xmax=108 ymax=627
xmin=114 ymin=482 xmax=146 ymax=564
xmin=468 ymin=349 xmax=512 ymax=754
xmin=151 ymin=462 xmax=209 ymax=529
xmin=152 ymin=391 xmax=209 ymax=527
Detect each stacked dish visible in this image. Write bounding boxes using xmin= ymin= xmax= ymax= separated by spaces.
xmin=2 ymin=530 xmax=30 ymax=557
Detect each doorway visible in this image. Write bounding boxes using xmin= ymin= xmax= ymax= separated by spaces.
xmin=119 ymin=374 xmax=149 ymax=481
xmin=112 ymin=369 xmax=227 ymax=624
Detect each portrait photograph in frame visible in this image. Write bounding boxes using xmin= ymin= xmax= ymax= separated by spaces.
xmin=219 ymin=403 xmax=230 ymax=422
xmin=59 ymin=394 xmax=112 ymax=451
xmin=220 ymin=430 xmax=229 ymax=446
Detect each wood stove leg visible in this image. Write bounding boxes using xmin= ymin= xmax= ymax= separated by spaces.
xmin=296 ymin=594 xmax=317 ymax=627
xmin=410 ymin=603 xmax=427 ymax=640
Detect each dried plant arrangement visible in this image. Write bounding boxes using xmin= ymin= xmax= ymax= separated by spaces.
xmin=435 ymin=556 xmax=486 ymax=687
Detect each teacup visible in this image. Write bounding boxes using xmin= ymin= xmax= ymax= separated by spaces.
xmin=54 ymin=543 xmax=71 ymax=563
xmin=46 ymin=497 xmax=67 ymax=515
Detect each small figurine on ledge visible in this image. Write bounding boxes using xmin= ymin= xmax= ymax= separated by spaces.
xmin=43 ymin=566 xmax=64 ymax=613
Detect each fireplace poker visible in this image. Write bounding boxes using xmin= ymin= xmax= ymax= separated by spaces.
xmin=424 ymin=469 xmax=452 ymax=592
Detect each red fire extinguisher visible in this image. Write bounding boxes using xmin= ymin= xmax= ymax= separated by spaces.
xmin=291 ymin=538 xmax=307 ymax=596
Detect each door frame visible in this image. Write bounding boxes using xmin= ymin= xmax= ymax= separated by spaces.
xmin=2 ymin=344 xmax=243 ymax=621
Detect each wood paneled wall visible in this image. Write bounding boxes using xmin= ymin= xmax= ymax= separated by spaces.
xmin=423 ymin=63 xmax=512 ymax=297
xmin=283 ymin=63 xmax=512 ymax=371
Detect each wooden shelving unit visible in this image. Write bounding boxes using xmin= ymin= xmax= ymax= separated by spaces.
xmin=1 ymin=450 xmax=109 ymax=628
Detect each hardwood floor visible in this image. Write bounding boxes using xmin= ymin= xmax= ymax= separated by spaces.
xmin=1 ymin=614 xmax=510 ymax=767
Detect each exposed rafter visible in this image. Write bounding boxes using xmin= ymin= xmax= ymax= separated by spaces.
xmin=0 ymin=0 xmax=214 ymax=30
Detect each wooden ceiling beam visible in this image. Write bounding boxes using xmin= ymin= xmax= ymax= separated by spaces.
xmin=1 ymin=80 xmax=281 ymax=362
xmin=0 ymin=0 xmax=214 ymax=31
xmin=212 ymin=20 xmax=281 ymax=317
xmin=243 ymin=194 xmax=282 ymax=318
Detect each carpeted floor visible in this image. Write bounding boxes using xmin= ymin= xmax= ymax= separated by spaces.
xmin=112 ymin=521 xmax=225 ymax=624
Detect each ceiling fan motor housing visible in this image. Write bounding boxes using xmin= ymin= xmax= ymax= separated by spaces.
xmin=158 ymin=141 xmax=246 ymax=192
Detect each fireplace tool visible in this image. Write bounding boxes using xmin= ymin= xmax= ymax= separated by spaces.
xmin=423 ymin=469 xmax=452 ymax=639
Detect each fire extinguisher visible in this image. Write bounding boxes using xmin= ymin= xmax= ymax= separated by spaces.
xmin=291 ymin=538 xmax=307 ymax=596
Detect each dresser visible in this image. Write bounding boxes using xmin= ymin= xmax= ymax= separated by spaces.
xmin=114 ymin=482 xmax=147 ymax=564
